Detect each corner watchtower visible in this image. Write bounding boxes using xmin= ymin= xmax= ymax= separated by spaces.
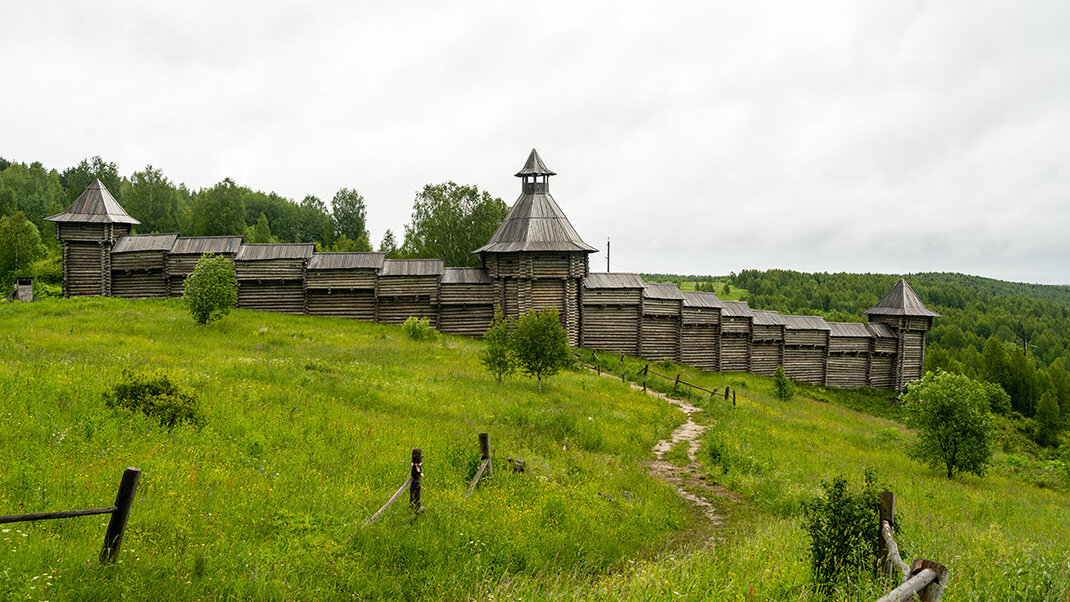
xmin=864 ymin=278 xmax=940 ymax=389
xmin=475 ymin=150 xmax=597 ymax=345
xmin=45 ymin=180 xmax=140 ymax=297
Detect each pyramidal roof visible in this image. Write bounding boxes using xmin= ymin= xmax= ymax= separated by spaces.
xmin=864 ymin=278 xmax=940 ymax=317
xmin=45 ymin=179 xmax=139 ymax=224
xmin=515 ymin=149 xmax=556 ymax=177
xmin=475 ymin=150 xmax=596 ymax=254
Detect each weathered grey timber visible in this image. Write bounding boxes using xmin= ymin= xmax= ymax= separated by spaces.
xmin=50 ymin=153 xmax=936 ymax=390
xmin=305 ymin=252 xmax=384 ymax=320
xmin=582 ymin=273 xmax=644 ymax=355
xmin=110 ymin=233 xmax=179 ymax=299
xmin=45 ymin=179 xmax=138 ymax=297
xmin=234 ymin=243 xmax=315 ymax=314
xmin=167 ymin=236 xmax=242 ymax=297
xmin=477 ymin=150 xmax=594 ymax=345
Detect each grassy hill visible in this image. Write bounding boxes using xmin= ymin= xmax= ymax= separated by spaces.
xmin=1 ymin=298 xmax=1068 ymax=600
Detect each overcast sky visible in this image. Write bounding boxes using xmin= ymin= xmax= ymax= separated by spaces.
xmin=2 ymin=1 xmax=1067 ymax=284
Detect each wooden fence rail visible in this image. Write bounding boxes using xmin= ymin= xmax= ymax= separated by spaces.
xmin=0 ymin=467 xmax=141 ymax=564
xmin=464 ymin=433 xmax=493 ymax=500
xmin=875 ymin=491 xmax=949 ymax=602
xmin=363 ymin=449 xmax=422 ymax=527
xmin=576 ymin=351 xmax=738 ymax=403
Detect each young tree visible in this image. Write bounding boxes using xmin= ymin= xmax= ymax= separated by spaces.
xmin=122 ymin=165 xmax=179 ymax=233
xmin=245 ymin=212 xmax=273 ymax=243
xmin=510 ymin=308 xmax=571 ymax=392
xmin=773 ymin=365 xmax=795 ymax=402
xmin=0 ymin=212 xmax=45 ymax=285
xmin=379 ymin=229 xmax=399 ymax=258
xmin=902 ymin=371 xmax=994 ymax=479
xmin=1034 ymin=391 xmax=1062 ymax=447
xmin=401 ymin=182 xmax=507 ymax=267
xmin=183 ymin=254 xmax=238 ymax=325
xmin=332 ymin=187 xmax=369 ymax=244
xmin=480 ymin=307 xmax=514 ymax=383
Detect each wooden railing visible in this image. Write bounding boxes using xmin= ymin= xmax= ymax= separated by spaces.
xmin=876 ymin=491 xmax=949 ymax=602
xmin=0 ymin=467 xmax=141 ymax=564
xmin=576 ymin=351 xmax=738 ymax=405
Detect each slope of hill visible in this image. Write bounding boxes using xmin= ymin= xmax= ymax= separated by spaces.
xmin=2 ymin=298 xmax=1068 ymax=600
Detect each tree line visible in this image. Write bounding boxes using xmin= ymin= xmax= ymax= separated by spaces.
xmin=0 ymin=154 xmax=509 ymax=292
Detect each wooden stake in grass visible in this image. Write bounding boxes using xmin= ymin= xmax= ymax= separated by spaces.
xmin=100 ymin=467 xmax=141 ymax=564
xmin=410 ymin=448 xmax=423 ymax=512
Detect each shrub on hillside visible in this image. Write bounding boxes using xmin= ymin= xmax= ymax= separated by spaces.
xmin=804 ymin=470 xmax=883 ymax=591
xmin=903 ymin=370 xmax=994 ymax=478
xmin=183 ymin=253 xmax=238 ymax=325
xmin=104 ymin=369 xmax=205 ymax=429
xmin=402 ymin=316 xmax=438 ymax=341
xmin=773 ymin=365 xmax=795 ymax=402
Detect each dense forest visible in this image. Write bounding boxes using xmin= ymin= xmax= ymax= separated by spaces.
xmin=0 ymin=155 xmax=507 ymax=295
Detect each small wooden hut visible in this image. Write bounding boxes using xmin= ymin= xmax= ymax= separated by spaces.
xmin=750 ymin=310 xmax=786 ymax=376
xmin=581 ymin=272 xmax=644 ymax=355
xmin=110 ymin=233 xmax=179 ymax=298
xmin=438 ymin=267 xmax=495 ymax=336
xmin=234 ymin=243 xmax=315 ymax=314
xmin=867 ymin=322 xmax=899 ymax=389
xmin=718 ymin=301 xmax=753 ymax=372
xmin=376 ymin=259 xmax=444 ymax=326
xmin=680 ymin=291 xmax=721 ymax=370
xmin=864 ymin=279 xmax=939 ymax=389
xmin=305 ymin=252 xmax=384 ymax=320
xmin=167 ymin=236 xmax=243 ymax=297
xmin=9 ymin=278 xmax=33 ymax=302
xmin=781 ymin=315 xmax=830 ymax=385
xmin=826 ymin=322 xmax=873 ymax=388
xmin=44 ymin=180 xmax=139 ymax=297
xmin=640 ymin=282 xmax=684 ymax=361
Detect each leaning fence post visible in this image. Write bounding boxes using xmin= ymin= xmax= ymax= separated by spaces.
xmin=479 ymin=433 xmax=492 ymax=478
xmin=724 ymin=386 xmax=730 ymax=401
xmin=410 ymin=449 xmax=423 ymax=512
xmin=100 ymin=467 xmax=141 ymax=564
xmin=643 ymin=364 xmax=648 ymax=391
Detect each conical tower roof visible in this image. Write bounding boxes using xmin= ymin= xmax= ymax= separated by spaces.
xmin=514 ymin=149 xmax=556 ymax=177
xmin=45 ymin=179 xmax=139 ymax=224
xmin=475 ymin=150 xmax=596 ymax=254
xmin=864 ymin=278 xmax=940 ymax=317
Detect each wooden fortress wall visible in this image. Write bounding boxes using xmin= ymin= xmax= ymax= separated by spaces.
xmin=63 ymin=238 xmax=929 ymax=390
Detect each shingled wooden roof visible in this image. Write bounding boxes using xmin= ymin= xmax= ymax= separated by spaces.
xmin=380 ymin=259 xmax=445 ymax=277
xmin=681 ymin=290 xmax=721 ymax=308
xmin=307 ymin=252 xmax=385 ymax=270
xmin=583 ymin=272 xmax=645 ymax=289
xmin=234 ymin=243 xmax=315 ymax=261
xmin=441 ymin=267 xmax=491 ymax=284
xmin=170 ymin=236 xmax=244 ymax=255
xmin=864 ymin=278 xmax=941 ymax=317
xmin=751 ymin=310 xmax=786 ymax=325
xmin=828 ymin=321 xmax=873 ymax=338
xmin=45 ymin=179 xmax=140 ymax=224
xmin=474 ymin=150 xmax=596 ymax=254
xmin=643 ymin=282 xmax=686 ymax=300
xmin=111 ymin=233 xmax=180 ymax=254
xmin=719 ymin=300 xmax=754 ymax=317
xmin=781 ymin=315 xmax=831 ymax=331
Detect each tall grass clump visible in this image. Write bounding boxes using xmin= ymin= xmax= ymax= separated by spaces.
xmin=401 ymin=316 xmax=437 ymax=341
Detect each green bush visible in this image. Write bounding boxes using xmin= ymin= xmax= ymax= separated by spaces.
xmin=804 ymin=470 xmax=883 ymax=591
xmin=103 ymin=369 xmax=205 ymax=429
xmin=480 ymin=307 xmax=514 ymax=382
xmin=773 ymin=365 xmax=795 ymax=402
xmin=511 ymin=308 xmax=571 ymax=393
xmin=401 ymin=316 xmax=438 ymax=341
xmin=903 ymin=371 xmax=994 ymax=478
xmin=183 ymin=253 xmax=238 ymax=325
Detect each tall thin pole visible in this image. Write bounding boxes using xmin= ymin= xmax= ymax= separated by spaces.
xmin=606 ymin=237 xmax=610 ymax=272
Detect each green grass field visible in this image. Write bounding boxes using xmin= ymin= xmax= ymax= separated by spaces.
xmin=2 ymin=298 xmax=1068 ymax=600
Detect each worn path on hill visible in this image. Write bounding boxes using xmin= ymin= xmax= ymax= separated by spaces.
xmin=592 ymin=370 xmax=741 ymax=536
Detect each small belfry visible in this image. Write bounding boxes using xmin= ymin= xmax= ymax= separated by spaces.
xmin=475 ymin=149 xmax=597 ymax=345
xmin=45 ymin=179 xmax=140 ymax=297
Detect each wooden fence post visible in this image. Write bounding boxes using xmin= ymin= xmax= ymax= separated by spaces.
xmin=410 ymin=449 xmax=423 ymax=512
xmin=100 ymin=467 xmax=141 ymax=564
xmin=878 ymin=490 xmax=895 ymax=576
xmin=724 ymin=386 xmax=730 ymax=401
xmin=479 ymin=433 xmax=492 ymax=478
xmin=643 ymin=364 xmax=648 ymax=391
xmin=673 ymin=373 xmax=681 ymax=391
xmin=732 ymin=390 xmax=736 ymax=406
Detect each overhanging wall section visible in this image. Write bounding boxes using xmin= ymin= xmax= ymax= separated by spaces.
xmin=234 ymin=244 xmax=314 ymax=315
xmin=439 ymin=268 xmax=494 ymax=336
xmin=681 ymin=292 xmax=721 ymax=371
xmin=376 ymin=259 xmax=444 ymax=327
xmin=581 ymin=273 xmax=644 ymax=355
